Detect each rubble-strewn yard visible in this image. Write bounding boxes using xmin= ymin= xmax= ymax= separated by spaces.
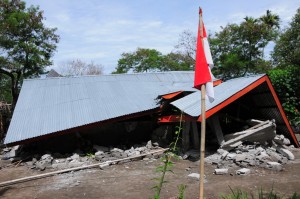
xmin=0 ymin=148 xmax=299 ymax=199
xmin=0 ymin=135 xmax=300 ymax=199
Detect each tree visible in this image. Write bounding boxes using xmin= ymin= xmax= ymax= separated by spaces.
xmin=210 ymin=10 xmax=279 ymax=80
xmin=174 ymin=30 xmax=197 ymax=68
xmin=0 ymin=0 xmax=59 ymax=106
xmin=269 ymin=8 xmax=300 ymax=127
xmin=113 ymin=48 xmax=194 ymax=74
xmin=59 ymin=59 xmax=103 ymax=76
xmin=161 ymin=52 xmax=193 ymax=71
xmin=0 ymin=75 xmax=12 ymax=102
xmin=113 ymin=48 xmax=164 ymax=73
xmin=268 ymin=67 xmax=300 ymax=126
xmin=272 ymin=8 xmax=300 ymax=68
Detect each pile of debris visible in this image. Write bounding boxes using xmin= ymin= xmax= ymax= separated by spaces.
xmin=1 ymin=141 xmax=161 ymax=171
xmin=205 ymin=120 xmax=296 ymax=175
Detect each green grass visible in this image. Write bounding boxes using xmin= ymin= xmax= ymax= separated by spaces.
xmin=220 ymin=187 xmax=300 ymax=199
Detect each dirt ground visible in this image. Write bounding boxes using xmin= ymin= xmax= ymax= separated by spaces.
xmin=0 ymin=148 xmax=299 ymax=199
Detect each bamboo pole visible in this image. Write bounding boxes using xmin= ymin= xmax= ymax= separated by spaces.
xmin=199 ymin=7 xmax=206 ymax=199
xmin=200 ymin=84 xmax=206 ymax=199
xmin=0 ymin=148 xmax=167 ymax=188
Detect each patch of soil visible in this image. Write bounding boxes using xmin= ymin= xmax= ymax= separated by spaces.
xmin=0 ymin=148 xmax=300 ymax=199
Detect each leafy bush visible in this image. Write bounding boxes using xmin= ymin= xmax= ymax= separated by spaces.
xmin=268 ymin=66 xmax=300 ymax=126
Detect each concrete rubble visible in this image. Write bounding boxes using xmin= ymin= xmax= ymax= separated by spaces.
xmin=1 ymin=140 xmax=161 ymax=171
xmin=206 ymin=122 xmax=296 ymax=175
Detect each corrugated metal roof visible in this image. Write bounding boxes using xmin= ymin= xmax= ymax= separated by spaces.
xmin=171 ymin=75 xmax=265 ymax=117
xmin=4 ymin=71 xmax=198 ymax=145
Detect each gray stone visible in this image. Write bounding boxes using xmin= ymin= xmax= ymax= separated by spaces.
xmin=279 ymin=157 xmax=288 ymax=164
xmin=111 ymin=152 xmax=128 ymax=159
xmin=99 ymin=162 xmax=110 ymax=169
xmin=93 ymin=145 xmax=109 ymax=152
xmin=215 ymin=168 xmax=228 ymax=175
xmin=236 ymin=168 xmax=250 ymax=175
xmin=283 ymin=138 xmax=290 ymax=145
xmin=235 ymin=154 xmax=247 ymax=162
xmin=95 ymin=151 xmax=104 ymax=156
xmin=266 ymin=162 xmax=282 ymax=171
xmin=41 ymin=154 xmax=53 ymax=160
xmin=221 ymin=151 xmax=229 ymax=159
xmin=68 ymin=161 xmax=85 ymax=168
xmin=217 ymin=149 xmax=226 ymax=155
xmin=135 ymin=147 xmax=147 ymax=153
xmin=266 ymin=150 xmax=282 ymax=162
xmin=276 ymin=147 xmax=295 ymax=160
xmin=256 ymin=151 xmax=269 ymax=162
xmin=188 ymin=173 xmax=200 ymax=180
xmin=110 ymin=148 xmax=124 ymax=153
xmin=146 ymin=140 xmax=152 ymax=149
xmin=127 ymin=151 xmax=141 ymax=157
xmin=226 ymin=153 xmax=237 ymax=160
xmin=36 ymin=160 xmax=52 ymax=170
xmin=152 ymin=142 xmax=159 ymax=147
xmin=52 ymin=162 xmax=68 ymax=170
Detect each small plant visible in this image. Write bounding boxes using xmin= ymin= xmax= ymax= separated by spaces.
xmin=177 ymin=184 xmax=187 ymax=199
xmin=85 ymin=153 xmax=95 ymax=158
xmin=289 ymin=193 xmax=300 ymax=199
xmin=220 ymin=187 xmax=250 ymax=199
xmin=220 ymin=186 xmax=300 ymax=199
xmin=150 ymin=112 xmax=186 ymax=199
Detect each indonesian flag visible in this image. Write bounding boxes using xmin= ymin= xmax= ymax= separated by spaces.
xmin=194 ymin=10 xmax=215 ymax=103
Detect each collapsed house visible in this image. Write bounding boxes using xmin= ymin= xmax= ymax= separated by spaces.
xmin=3 ymin=71 xmax=299 ymax=152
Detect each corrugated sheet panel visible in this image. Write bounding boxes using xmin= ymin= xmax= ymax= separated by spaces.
xmin=4 ymin=71 xmax=199 ymax=145
xmin=171 ymin=75 xmax=265 ymax=117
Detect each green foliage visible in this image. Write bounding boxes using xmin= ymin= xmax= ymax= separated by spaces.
xmin=210 ymin=10 xmax=279 ymax=80
xmin=0 ymin=74 xmax=12 ymax=102
xmin=220 ymin=188 xmax=249 ymax=199
xmin=150 ymin=112 xmax=186 ymax=199
xmin=0 ymin=0 xmax=59 ymax=106
xmin=113 ymin=48 xmax=193 ymax=74
xmin=177 ymin=184 xmax=187 ymax=199
xmin=220 ymin=187 xmax=300 ymax=199
xmin=268 ymin=66 xmax=300 ymax=126
xmin=272 ymin=8 xmax=300 ymax=68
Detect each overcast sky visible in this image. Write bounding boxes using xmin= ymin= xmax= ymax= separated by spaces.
xmin=24 ymin=0 xmax=300 ymax=74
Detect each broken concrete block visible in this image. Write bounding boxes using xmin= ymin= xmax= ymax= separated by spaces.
xmin=41 ymin=154 xmax=53 ymax=160
xmin=67 ymin=153 xmax=80 ymax=162
xmin=111 ymin=148 xmax=124 ymax=153
xmin=235 ymin=154 xmax=247 ymax=162
xmin=222 ymin=120 xmax=276 ymax=150
xmin=217 ymin=149 xmax=226 ymax=155
xmin=146 ymin=140 xmax=152 ymax=149
xmin=111 ymin=152 xmax=128 ymax=159
xmin=226 ymin=153 xmax=237 ymax=160
xmin=36 ymin=159 xmax=52 ymax=170
xmin=266 ymin=149 xmax=282 ymax=162
xmin=52 ymin=162 xmax=68 ymax=170
xmin=99 ymin=162 xmax=110 ymax=169
xmin=236 ymin=168 xmax=250 ymax=175
xmin=221 ymin=151 xmax=229 ymax=159
xmin=276 ymin=147 xmax=295 ymax=160
xmin=68 ymin=161 xmax=85 ymax=168
xmin=95 ymin=151 xmax=104 ymax=156
xmin=266 ymin=162 xmax=282 ymax=171
xmin=215 ymin=168 xmax=228 ymax=175
xmin=93 ymin=145 xmax=109 ymax=153
xmin=256 ymin=152 xmax=269 ymax=162
xmin=188 ymin=173 xmax=201 ymax=180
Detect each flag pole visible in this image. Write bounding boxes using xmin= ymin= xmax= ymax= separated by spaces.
xmin=199 ymin=7 xmax=206 ymax=199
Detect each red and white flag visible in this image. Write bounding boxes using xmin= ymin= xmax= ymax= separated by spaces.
xmin=194 ymin=9 xmax=214 ymax=102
